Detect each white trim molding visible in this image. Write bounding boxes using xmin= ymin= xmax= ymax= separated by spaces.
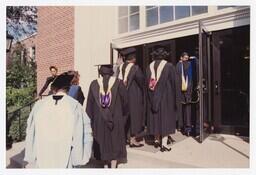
xmin=112 ymin=7 xmax=250 ymax=48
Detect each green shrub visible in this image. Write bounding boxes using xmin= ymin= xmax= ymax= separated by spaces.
xmin=8 ymin=106 xmax=31 ymax=141
xmin=6 ymin=42 xmax=37 ymax=142
xmin=7 ymin=86 xmax=36 ymax=110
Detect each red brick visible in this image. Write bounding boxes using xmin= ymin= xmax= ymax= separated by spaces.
xmin=36 ymin=6 xmax=74 ymax=95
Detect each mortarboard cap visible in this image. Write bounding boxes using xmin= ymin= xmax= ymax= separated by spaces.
xmin=120 ymin=47 xmax=136 ymax=61
xmin=51 ymin=72 xmax=74 ymax=90
xmin=94 ymin=64 xmax=114 ymax=77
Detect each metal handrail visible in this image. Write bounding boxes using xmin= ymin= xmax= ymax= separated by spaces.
xmin=181 ymin=87 xmax=200 ymax=105
xmin=7 ymin=98 xmax=38 ymax=115
xmin=7 ymin=98 xmax=38 ymax=143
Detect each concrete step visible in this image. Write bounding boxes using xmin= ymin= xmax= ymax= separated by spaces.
xmin=6 ymin=133 xmax=249 ymax=168
xmin=6 ymin=141 xmax=26 ymax=168
xmin=119 ymin=149 xmax=198 ymax=168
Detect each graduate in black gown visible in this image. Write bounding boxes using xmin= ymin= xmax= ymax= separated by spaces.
xmin=86 ymin=64 xmax=129 ymax=168
xmin=146 ymin=45 xmax=178 ymax=152
xmin=117 ymin=47 xmax=145 ymax=147
xmin=176 ymin=52 xmax=193 ymax=136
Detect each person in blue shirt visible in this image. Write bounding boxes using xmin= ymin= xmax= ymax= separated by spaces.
xmin=67 ymin=71 xmax=85 ymax=105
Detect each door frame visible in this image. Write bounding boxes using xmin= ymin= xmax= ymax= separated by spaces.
xmin=199 ymin=20 xmax=212 ymax=143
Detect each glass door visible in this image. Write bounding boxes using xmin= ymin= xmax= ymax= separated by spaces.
xmin=198 ymin=21 xmax=212 ymax=143
xmin=212 ymin=26 xmax=250 ymax=136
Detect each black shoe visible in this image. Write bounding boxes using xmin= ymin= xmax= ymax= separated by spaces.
xmin=154 ymin=141 xmax=160 ymax=148
xmin=129 ymin=143 xmax=144 ymax=148
xmin=184 ymin=127 xmax=192 ymax=137
xmin=160 ymin=146 xmax=172 ymax=152
xmin=167 ymin=136 xmax=176 ymax=145
xmin=186 ymin=132 xmax=190 ymax=136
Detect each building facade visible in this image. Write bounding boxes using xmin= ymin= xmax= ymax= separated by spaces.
xmin=36 ymin=6 xmax=250 ymax=137
xmin=7 ymin=33 xmax=37 ymax=68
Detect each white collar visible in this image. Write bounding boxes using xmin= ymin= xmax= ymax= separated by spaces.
xmin=118 ymin=62 xmax=134 ymax=82
xmin=55 ymin=91 xmax=67 ymax=96
xmin=97 ymin=76 xmax=116 ymax=94
xmin=149 ymin=60 xmax=167 ymax=80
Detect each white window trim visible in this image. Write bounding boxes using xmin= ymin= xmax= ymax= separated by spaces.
xmin=140 ymin=5 xmax=146 ymax=31
xmin=118 ymin=6 xmax=140 ymax=34
xmin=113 ymin=6 xmax=249 ymax=49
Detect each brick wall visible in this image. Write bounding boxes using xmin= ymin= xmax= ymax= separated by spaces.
xmin=36 ymin=6 xmax=74 ymax=95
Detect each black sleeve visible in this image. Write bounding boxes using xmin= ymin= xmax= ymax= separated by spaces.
xmin=77 ymin=86 xmax=85 ymax=105
xmin=85 ymin=83 xmax=94 ymax=120
xmin=38 ymin=77 xmax=51 ymax=96
xmin=116 ymin=66 xmax=121 ymax=79
xmin=134 ymin=66 xmax=145 ymax=92
xmin=118 ymin=81 xmax=129 ymax=120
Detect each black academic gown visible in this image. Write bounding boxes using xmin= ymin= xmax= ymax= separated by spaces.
xmin=146 ymin=60 xmax=178 ymax=137
xmin=38 ymin=76 xmax=56 ymax=96
xmin=86 ymin=78 xmax=129 ymax=161
xmin=117 ymin=63 xmax=145 ymax=136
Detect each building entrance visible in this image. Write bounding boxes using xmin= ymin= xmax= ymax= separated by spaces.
xmin=119 ymin=24 xmax=249 ymax=139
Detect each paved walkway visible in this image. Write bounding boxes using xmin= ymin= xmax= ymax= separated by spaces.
xmin=119 ymin=134 xmax=249 ymax=168
xmin=6 ymin=133 xmax=249 ymax=168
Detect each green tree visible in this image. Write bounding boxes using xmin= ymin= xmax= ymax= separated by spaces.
xmin=6 ymin=42 xmax=37 ymax=110
xmin=6 ymin=6 xmax=37 ymax=144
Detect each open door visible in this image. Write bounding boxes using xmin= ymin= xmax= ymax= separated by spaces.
xmin=198 ymin=21 xmax=212 ymax=143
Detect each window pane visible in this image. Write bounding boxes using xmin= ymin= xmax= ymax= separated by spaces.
xmin=175 ymin=6 xmax=190 ymax=20
xmin=160 ymin=6 xmax=173 ymax=24
xmin=129 ymin=14 xmax=140 ymax=31
xmin=118 ymin=6 xmax=128 ymax=17
xmin=146 ymin=6 xmax=157 ymax=9
xmin=130 ymin=6 xmax=139 ymax=14
xmin=192 ymin=6 xmax=208 ymax=16
xmin=119 ymin=17 xmax=128 ymax=34
xmin=146 ymin=8 xmax=158 ymax=27
xmin=218 ymin=6 xmax=236 ymax=10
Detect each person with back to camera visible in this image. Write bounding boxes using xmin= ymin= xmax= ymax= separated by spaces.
xmin=86 ymin=64 xmax=129 ymax=168
xmin=146 ymin=45 xmax=178 ymax=152
xmin=24 ymin=72 xmax=93 ymax=168
xmin=116 ymin=47 xmax=145 ymax=148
